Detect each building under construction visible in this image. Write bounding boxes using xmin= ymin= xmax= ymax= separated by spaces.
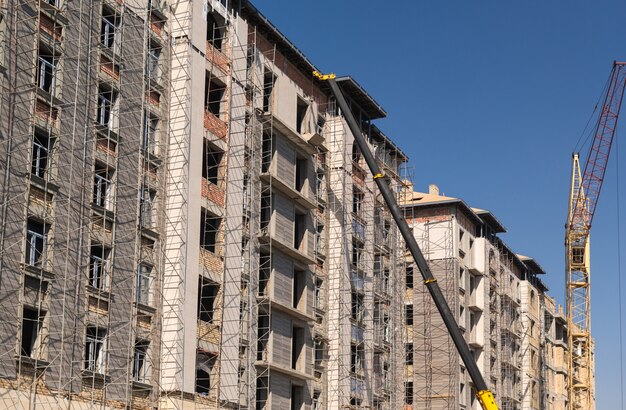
xmin=0 ymin=0 xmax=585 ymax=409
xmin=401 ymin=185 xmax=572 ymax=410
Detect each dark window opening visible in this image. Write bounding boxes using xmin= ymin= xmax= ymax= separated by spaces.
xmin=89 ymin=244 xmax=110 ymax=290
xmin=84 ymin=326 xmax=106 ymax=373
xmin=352 ymin=188 xmax=364 ymax=214
xmin=205 ymin=77 xmax=225 ymax=116
xmin=142 ymin=112 xmax=159 ymax=155
xmin=101 ymin=7 xmax=120 ymax=51
xmin=261 ymin=133 xmax=272 ymax=173
xmin=206 ymin=12 xmax=224 ymax=50
xmin=196 ymin=369 xmax=210 ymax=395
xmin=291 ymin=326 xmax=304 ymax=370
xmin=202 ymin=140 xmax=223 ymax=185
xmin=260 ymin=191 xmax=271 ymax=231
xmin=25 ymin=219 xmax=48 ymax=267
xmin=32 ymin=131 xmax=53 ymax=179
xmin=198 ymin=278 xmax=219 ymax=323
xmin=37 ymin=45 xmax=57 ymax=94
xmin=259 ymin=253 xmax=270 ymax=297
xmin=262 ymin=70 xmax=275 ymax=112
xmin=296 ymin=98 xmax=308 ymax=134
xmin=133 ymin=340 xmax=149 ymax=382
xmin=295 ymin=156 xmax=307 ymax=192
xmin=200 ymin=209 xmax=221 ymax=253
xmin=406 ymin=343 xmax=414 ymax=365
xmin=351 ymin=292 xmax=364 ymax=322
xmin=405 ymin=382 xmax=414 ymax=404
xmin=293 ymin=269 xmax=305 ymax=309
xmin=97 ymin=85 xmax=116 ymax=128
xmin=406 ymin=266 xmax=414 ymax=289
xmin=256 ymin=377 xmax=268 ymax=410
xmin=294 ymin=212 xmax=306 ymax=251
xmin=93 ymin=162 xmax=113 ymax=208
xmin=405 ymin=304 xmax=414 ymax=326
xmin=291 ymin=384 xmax=304 ymax=410
xmin=256 ymin=315 xmax=269 ymax=361
xmin=21 ymin=307 xmax=44 ymax=357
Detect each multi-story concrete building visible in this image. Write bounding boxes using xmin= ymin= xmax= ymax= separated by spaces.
xmin=0 ymin=0 xmax=408 ymax=409
xmin=401 ymin=185 xmax=569 ymax=410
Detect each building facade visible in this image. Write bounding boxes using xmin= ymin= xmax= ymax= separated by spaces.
xmin=0 ymin=0 xmax=408 ymax=409
xmin=401 ymin=185 xmax=569 ymax=410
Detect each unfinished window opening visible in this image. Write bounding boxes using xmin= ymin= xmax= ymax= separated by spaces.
xmin=295 ymin=156 xmax=307 ymax=192
xmin=37 ymin=44 xmax=57 ymax=95
xmin=351 ymin=240 xmax=363 ymax=267
xmin=314 ymin=338 xmax=325 ymax=367
xmin=291 ymin=325 xmax=304 ymax=370
xmin=101 ymin=6 xmax=120 ymax=52
xmin=258 ymin=253 xmax=271 ymax=297
xmin=406 ymin=265 xmax=414 ymax=289
xmin=142 ymin=112 xmax=159 ymax=155
xmin=405 ymin=343 xmax=414 ymax=365
xmin=290 ymin=384 xmax=304 ymax=410
xmin=256 ymin=377 xmax=268 ymax=410
xmin=314 ymin=278 xmax=323 ymax=310
xmin=260 ymin=191 xmax=272 ymax=232
xmin=205 ymin=76 xmax=225 ymax=117
xmin=261 ymin=132 xmax=272 ymax=173
xmin=315 ymin=222 xmax=324 ymax=255
xmin=97 ymin=84 xmax=117 ymax=128
xmin=25 ymin=219 xmax=48 ymax=268
xmin=195 ymin=368 xmax=210 ymax=395
xmin=84 ymin=326 xmax=106 ymax=373
xmin=262 ymin=69 xmax=275 ymax=112
xmin=296 ymin=97 xmax=308 ymax=134
xmin=350 ymin=344 xmax=363 ymax=374
xmin=405 ymin=381 xmax=414 ymax=404
xmin=256 ymin=315 xmax=269 ymax=361
xmin=140 ymin=186 xmax=156 ymax=229
xmin=198 ymin=278 xmax=219 ymax=323
xmin=32 ymin=130 xmax=54 ymax=179
xmin=312 ymin=391 xmax=320 ymax=410
xmin=206 ymin=12 xmax=225 ymax=50
xmin=147 ymin=42 xmax=161 ymax=82
xmin=136 ymin=264 xmax=152 ymax=305
xmin=351 ymin=291 xmax=364 ymax=323
xmin=93 ymin=162 xmax=114 ymax=209
xmin=293 ymin=268 xmax=305 ymax=310
xmin=89 ymin=244 xmax=110 ymax=290
xmin=294 ymin=211 xmax=306 ymax=251
xmin=133 ymin=340 xmax=149 ymax=382
xmin=202 ymin=140 xmax=223 ymax=186
xmin=352 ymin=143 xmax=362 ymax=165
xmin=352 ymin=187 xmax=364 ymax=214
xmin=200 ymin=209 xmax=222 ymax=254
xmin=21 ymin=306 xmax=45 ymax=358
xmin=405 ymin=304 xmax=413 ymax=326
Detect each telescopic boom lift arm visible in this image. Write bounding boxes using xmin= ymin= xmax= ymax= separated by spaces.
xmin=313 ymin=71 xmax=498 ymax=410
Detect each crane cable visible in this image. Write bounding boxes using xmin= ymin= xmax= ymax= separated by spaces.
xmin=574 ymin=71 xmax=612 ymax=154
xmin=617 ymin=133 xmax=624 ymax=409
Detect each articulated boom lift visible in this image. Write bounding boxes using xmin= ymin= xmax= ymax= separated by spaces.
xmin=566 ymin=61 xmax=626 ymax=410
xmin=313 ymin=71 xmax=498 ymax=410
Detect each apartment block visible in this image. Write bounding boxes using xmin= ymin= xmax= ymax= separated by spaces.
xmin=0 ymin=0 xmax=408 ymax=409
xmin=401 ymin=185 xmax=569 ymax=410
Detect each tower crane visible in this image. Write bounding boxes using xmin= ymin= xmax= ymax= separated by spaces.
xmin=566 ymin=61 xmax=626 ymax=409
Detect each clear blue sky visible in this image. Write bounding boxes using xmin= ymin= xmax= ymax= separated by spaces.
xmin=254 ymin=0 xmax=626 ymax=406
